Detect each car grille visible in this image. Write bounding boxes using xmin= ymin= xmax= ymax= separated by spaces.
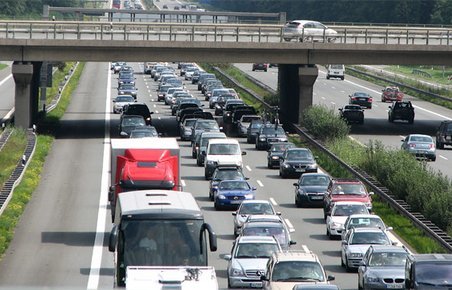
xmin=246 ymin=269 xmax=263 ymax=278
xmin=267 ymin=138 xmax=279 ymax=143
xmin=294 ymin=165 xmax=308 ymax=169
xmin=227 ymin=196 xmax=246 ymax=200
xmin=383 ymin=278 xmax=405 ymax=284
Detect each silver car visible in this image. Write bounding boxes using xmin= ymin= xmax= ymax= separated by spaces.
xmin=224 ymin=235 xmax=282 ymax=289
xmin=112 ymin=95 xmax=135 ymax=114
xmin=232 ymin=200 xmax=280 ymax=237
xmin=358 ymin=245 xmax=409 ymax=290
xmin=401 ymin=134 xmax=436 ymax=161
xmin=282 ymin=20 xmax=337 ymax=42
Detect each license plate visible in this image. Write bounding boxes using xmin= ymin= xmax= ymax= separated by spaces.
xmin=360 ymin=98 xmax=366 ymax=101
xmin=250 ymin=282 xmax=262 ymax=288
xmin=295 ymin=169 xmax=305 ymax=172
xmin=230 ymin=200 xmax=242 ymax=204
xmin=311 ymin=196 xmax=324 ymax=200
xmin=387 ymin=284 xmax=403 ymax=289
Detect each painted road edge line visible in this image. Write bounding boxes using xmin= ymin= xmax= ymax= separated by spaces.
xmin=256 ymin=180 xmax=264 ymax=187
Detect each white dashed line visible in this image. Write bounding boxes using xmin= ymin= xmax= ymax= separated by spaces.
xmin=331 ymin=86 xmax=336 ymax=89
xmin=269 ymin=198 xmax=278 ymax=206
xmin=302 ymin=244 xmax=310 ymax=252
xmin=284 ymin=218 xmax=295 ymax=233
xmin=158 ymin=117 xmax=161 ymax=120
xmin=330 ymin=102 xmax=336 ymax=105
xmin=439 ymin=155 xmax=448 ymax=160
xmin=148 ymin=89 xmax=151 ymax=93
xmin=245 ymin=165 xmax=252 ymax=172
xmin=153 ymin=104 xmax=157 ymax=108
xmin=181 ymin=180 xmax=186 ymax=187
xmin=321 ymin=97 xmax=325 ymax=100
xmin=340 ymin=90 xmax=345 ymax=93
xmin=155 ymin=111 xmax=159 ymax=114
xmin=256 ymin=180 xmax=264 ymax=187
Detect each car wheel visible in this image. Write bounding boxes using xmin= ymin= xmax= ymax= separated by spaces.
xmin=345 ymin=257 xmax=352 ymax=272
xmin=326 ymin=227 xmax=330 ymax=237
xmin=295 ymin=197 xmax=301 ymax=208
xmin=408 ymin=118 xmax=414 ymax=124
xmin=264 ymin=69 xmax=267 ymax=72
xmin=247 ymin=136 xmax=251 ymax=144
xmin=283 ymin=38 xmax=290 ymax=42
xmin=341 ymin=255 xmax=345 ymax=267
xmin=431 ymin=156 xmax=436 ymax=162
xmin=326 ymin=75 xmax=330 ymax=80
xmin=209 ymin=191 xmax=213 ymax=201
xmin=341 ymin=76 xmax=345 ymax=80
xmin=437 ymin=141 xmax=444 ymax=149
xmin=227 ymin=277 xmax=232 ymax=288
xmin=388 ymin=115 xmax=393 ymax=122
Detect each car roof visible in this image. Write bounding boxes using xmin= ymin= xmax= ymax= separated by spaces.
xmin=271 ymin=249 xmax=319 ymax=263
xmin=243 ymin=221 xmax=284 ymax=228
xmin=236 ymin=235 xmax=280 ymax=244
xmin=288 ymin=20 xmax=320 ymax=25
xmin=240 ymin=199 xmax=271 ymax=205
xmin=369 ymin=245 xmax=408 ymax=253
xmin=208 ymin=138 xmax=240 ymax=145
xmin=246 ymin=215 xmax=282 ymax=222
xmin=351 ymin=227 xmax=386 ymax=233
xmin=332 ymin=178 xmax=363 ymax=184
xmin=333 ymin=201 xmax=368 ymax=206
xmin=201 ymin=132 xmax=226 ymax=138
xmin=347 ymin=214 xmax=382 ymax=219
xmin=293 ymin=284 xmax=340 ymax=290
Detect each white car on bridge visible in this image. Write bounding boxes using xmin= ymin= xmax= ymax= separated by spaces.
xmin=282 ymin=20 xmax=337 ymax=43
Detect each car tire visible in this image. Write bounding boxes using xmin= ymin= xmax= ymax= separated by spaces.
xmin=326 ymin=227 xmax=330 ymax=238
xmin=283 ymin=38 xmax=291 ymax=42
xmin=209 ymin=191 xmax=213 ymax=201
xmin=345 ymin=258 xmax=352 ymax=273
xmin=247 ymin=136 xmax=251 ymax=144
xmin=388 ymin=115 xmax=393 ymax=122
xmin=409 ymin=118 xmax=414 ymax=124
xmin=295 ymin=197 xmax=301 ymax=208
xmin=431 ymin=156 xmax=436 ymax=162
xmin=341 ymin=76 xmax=345 ymax=80
xmin=227 ymin=277 xmax=232 ymax=289
xmin=341 ymin=256 xmax=345 ymax=267
xmin=437 ymin=141 xmax=444 ymax=149
xmin=264 ymin=69 xmax=267 ymax=72
xmin=267 ymin=161 xmax=272 ymax=169
xmin=326 ymin=75 xmax=330 ymax=80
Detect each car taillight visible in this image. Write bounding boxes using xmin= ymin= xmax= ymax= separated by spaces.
xmin=369 ymin=98 xmax=373 ymax=102
xmin=409 ymin=143 xmax=416 ymax=148
xmin=351 ymin=97 xmax=356 ymax=100
xmin=429 ymin=144 xmax=435 ymax=148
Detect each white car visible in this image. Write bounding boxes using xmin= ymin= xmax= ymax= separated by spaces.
xmin=112 ymin=95 xmax=135 ymax=114
xmin=232 ymin=200 xmax=280 ymax=237
xmin=204 ymin=138 xmax=246 ymax=179
xmin=224 ymin=236 xmax=282 ymax=289
xmin=341 ymin=214 xmax=392 ymax=241
xmin=341 ymin=227 xmax=394 ymax=272
xmin=164 ymin=87 xmax=184 ymax=105
xmin=326 ymin=201 xmax=369 ymax=239
xmin=282 ymin=20 xmax=337 ymax=43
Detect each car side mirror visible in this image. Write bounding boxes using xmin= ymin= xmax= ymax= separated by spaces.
xmin=252 ymin=187 xmax=257 ymax=191
xmin=120 ymin=131 xmax=128 ymax=137
xmin=223 ymin=254 xmax=232 ymax=261
xmin=388 ymin=106 xmax=391 ymax=109
xmin=338 ymin=108 xmax=343 ymax=111
xmin=108 ymin=225 xmax=118 ymax=252
xmin=260 ymin=274 xmax=269 ymax=281
xmin=341 ymin=240 xmax=347 ymax=245
xmin=242 ymin=152 xmax=247 ymax=155
xmin=232 ymin=212 xmax=237 ymax=216
xmin=359 ymin=261 xmax=366 ymax=266
xmin=387 ymin=226 xmax=393 ymax=231
xmin=290 ymin=240 xmax=297 ymax=245
xmin=392 ymin=241 xmax=398 ymax=246
xmin=112 ymin=100 xmax=116 ymax=102
xmin=245 ymin=177 xmax=250 ymax=180
xmin=327 ymin=275 xmax=335 ymax=281
xmin=276 ymin=212 xmax=281 ymax=215
xmin=293 ymin=183 xmax=299 ymax=187
xmin=369 ymin=191 xmax=374 ymax=195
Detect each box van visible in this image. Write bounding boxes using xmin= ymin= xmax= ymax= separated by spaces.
xmin=204 ymin=139 xmax=246 ymax=179
xmin=326 ymin=64 xmax=345 ymax=80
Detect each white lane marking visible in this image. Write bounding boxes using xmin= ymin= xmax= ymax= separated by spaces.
xmin=331 ymin=86 xmax=336 ymax=89
xmin=0 ymin=74 xmax=12 ymax=86
xmin=321 ymin=96 xmax=325 ymax=100
xmin=330 ymin=102 xmax=336 ymax=105
xmin=439 ymin=155 xmax=448 ymax=160
xmin=148 ymin=89 xmax=151 ymax=93
xmin=155 ymin=110 xmax=159 ymax=114
xmin=87 ymin=64 xmax=111 ymax=290
xmin=181 ymin=179 xmax=186 ymax=187
xmin=269 ymin=198 xmax=278 ymax=206
xmin=256 ymin=180 xmax=264 ymax=187
xmin=284 ymin=218 xmax=295 ymax=232
xmin=302 ymin=244 xmax=310 ymax=253
xmin=153 ymin=104 xmax=157 ymax=108
xmin=340 ymin=90 xmax=345 ymax=93
xmin=245 ymin=165 xmax=252 ymax=172
xmin=158 ymin=116 xmax=161 ymax=120
xmin=146 ymin=85 xmax=149 ymax=89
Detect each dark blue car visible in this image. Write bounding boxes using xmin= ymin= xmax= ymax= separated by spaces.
xmin=214 ymin=180 xmax=256 ymax=210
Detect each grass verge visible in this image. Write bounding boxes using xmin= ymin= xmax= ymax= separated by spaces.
xmin=0 ymin=129 xmax=27 ymax=188
xmin=0 ymin=62 xmax=85 ymax=259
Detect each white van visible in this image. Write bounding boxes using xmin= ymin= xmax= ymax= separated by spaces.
xmin=326 ymin=64 xmax=345 ymax=80
xmin=204 ymin=139 xmax=246 ymax=179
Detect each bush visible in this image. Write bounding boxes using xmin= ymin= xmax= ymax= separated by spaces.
xmin=301 ymin=105 xmax=350 ymax=141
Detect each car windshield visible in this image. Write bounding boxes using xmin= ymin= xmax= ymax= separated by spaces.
xmin=123 ymin=117 xmax=145 ymax=126
xmin=219 ymin=181 xmax=250 ymax=191
xmin=333 ymin=184 xmax=367 ymax=195
xmin=271 ymin=144 xmax=292 ymax=152
xmin=409 ymin=136 xmax=433 ymax=143
xmin=242 ymin=226 xmax=287 ymax=246
xmin=330 ymin=64 xmax=343 ymax=69
xmin=214 ymin=169 xmax=243 ymax=180
xmin=196 ymin=121 xmax=219 ymax=130
xmin=235 ymin=243 xmax=279 ymax=259
xmin=262 ymin=127 xmax=285 ymax=135
xmin=120 ymin=84 xmax=135 ymax=90
xmin=116 ymin=96 xmax=134 ymax=102
xmin=347 ymin=217 xmax=385 ymax=230
xmin=415 ymin=263 xmax=452 ymax=285
xmin=208 ymin=144 xmax=240 ymax=155
xmin=332 ymin=204 xmax=368 ymax=216
xmin=272 ymin=261 xmax=325 ymax=282
xmin=127 ymin=106 xmax=150 ymax=115
xmin=300 ymin=175 xmax=329 ymax=186
xmin=251 ymin=122 xmax=264 ymax=129
xmin=369 ymin=252 xmax=408 ymax=267
xmin=286 ymin=150 xmax=313 ymax=161
xmin=184 ymin=119 xmax=197 ymax=127
xmin=239 ymin=203 xmax=274 ymax=215
xmin=201 ymin=136 xmax=224 ymax=147
xmin=350 ymin=232 xmax=389 ymax=245
xmin=354 ymin=92 xmax=369 ymax=97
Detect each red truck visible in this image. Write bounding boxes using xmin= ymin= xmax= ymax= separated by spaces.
xmin=109 ymin=138 xmax=181 ymax=220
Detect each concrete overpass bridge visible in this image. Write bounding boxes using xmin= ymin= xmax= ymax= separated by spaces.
xmin=2 ymin=20 xmax=451 ymax=128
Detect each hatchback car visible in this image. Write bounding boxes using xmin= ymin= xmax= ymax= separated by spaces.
xmin=232 ymin=200 xmax=279 ymax=237
xmin=339 ymin=105 xmax=364 ymax=125
xmin=179 ymin=118 xmax=197 ymax=141
xmin=279 ymin=148 xmax=318 ymax=178
xmin=267 ymin=142 xmax=296 ymax=169
xmin=326 ymin=201 xmax=369 ymax=239
xmin=225 ymin=236 xmax=282 ymax=289
xmin=401 ymin=134 xmax=436 ymax=161
xmin=282 ymin=20 xmax=337 ymax=42
xmin=293 ymin=173 xmax=331 ymax=207
xmin=349 ymin=92 xmax=373 ymax=109
xmin=118 ymin=115 xmax=147 ymax=138
xmin=436 ymin=120 xmax=452 ymax=149
xmin=209 ymin=166 xmax=247 ymax=201
xmin=240 ymin=221 xmax=296 ymax=250
xmin=341 ymin=227 xmax=394 ymax=272
xmin=214 ymin=180 xmax=256 ymax=210
xmin=358 ymin=245 xmax=409 ymax=290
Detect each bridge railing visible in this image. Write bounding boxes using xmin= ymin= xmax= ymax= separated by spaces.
xmin=0 ymin=21 xmax=450 ymax=45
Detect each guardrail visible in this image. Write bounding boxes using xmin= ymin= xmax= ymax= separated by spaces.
xmin=0 ymin=21 xmax=450 ymax=45
xmin=212 ymin=65 xmax=452 ymax=253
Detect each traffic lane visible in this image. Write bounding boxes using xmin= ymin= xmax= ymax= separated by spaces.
xmin=0 ymin=63 xmax=109 ymax=288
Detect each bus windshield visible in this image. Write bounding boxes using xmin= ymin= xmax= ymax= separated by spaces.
xmin=120 ymin=219 xmax=207 ymax=267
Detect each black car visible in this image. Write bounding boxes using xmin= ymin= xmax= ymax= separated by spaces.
xmin=246 ymin=119 xmax=265 ymax=144
xmin=231 ymin=106 xmax=257 ymax=127
xmin=388 ymin=100 xmax=414 ymax=124
xmin=118 ymin=83 xmax=138 ymax=99
xmin=255 ymin=124 xmax=288 ymax=150
xmin=122 ymin=103 xmax=153 ymax=125
xmin=349 ymin=92 xmax=373 ymax=109
xmin=119 ymin=115 xmax=147 ymax=138
xmin=209 ymin=166 xmax=247 ymax=201
xmin=129 ymin=126 xmax=159 ymax=138
xmin=267 ymin=142 xmax=296 ymax=168
xmin=436 ymin=120 xmax=452 ymax=149
xmin=293 ymin=173 xmax=331 ymax=207
xmin=339 ymin=105 xmax=364 ymax=124
xmin=222 ymin=100 xmax=245 ymax=123
xmin=214 ymin=94 xmax=236 ymax=115
xmin=178 ymin=107 xmax=204 ymax=124
xmin=172 ymin=99 xmax=200 ymax=116
xmin=279 ymin=148 xmax=318 ymax=178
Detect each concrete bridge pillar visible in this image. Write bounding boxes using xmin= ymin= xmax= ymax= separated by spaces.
xmin=278 ymin=64 xmax=318 ymax=124
xmin=12 ymin=62 xmax=41 ymax=129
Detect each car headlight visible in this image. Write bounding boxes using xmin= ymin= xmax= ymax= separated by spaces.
xmin=366 ymin=276 xmax=380 ymax=283
xmin=349 ymin=252 xmax=363 ymax=258
xmin=307 ymin=163 xmax=318 ymax=169
xmin=298 ymin=189 xmax=306 ymax=195
xmin=226 ymin=113 xmax=231 ymax=116
xmin=271 ymin=156 xmax=279 ymax=160
xmin=206 ymin=160 xmax=215 ymax=166
xmin=283 ymin=163 xmax=291 ymax=168
xmin=279 ymin=138 xmax=287 ymax=142
xmin=259 ymin=137 xmax=266 ymax=141
xmin=236 ymin=160 xmax=243 ymax=167
xmin=119 ymin=91 xmax=124 ymax=94
xmin=230 ymin=267 xmax=244 ymax=276
xmin=244 ymin=194 xmax=254 ymax=199
xmin=217 ymin=195 xmax=226 ymax=200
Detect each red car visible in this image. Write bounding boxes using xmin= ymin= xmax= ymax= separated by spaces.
xmin=323 ymin=179 xmax=373 ymax=219
xmin=252 ymin=63 xmax=268 ymax=72
xmin=381 ymin=86 xmax=404 ymax=102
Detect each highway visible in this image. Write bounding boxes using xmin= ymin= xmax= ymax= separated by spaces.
xmin=234 ymin=63 xmax=452 ymax=179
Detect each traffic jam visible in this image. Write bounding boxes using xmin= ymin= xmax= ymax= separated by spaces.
xmin=109 ymin=61 xmax=451 ymax=289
